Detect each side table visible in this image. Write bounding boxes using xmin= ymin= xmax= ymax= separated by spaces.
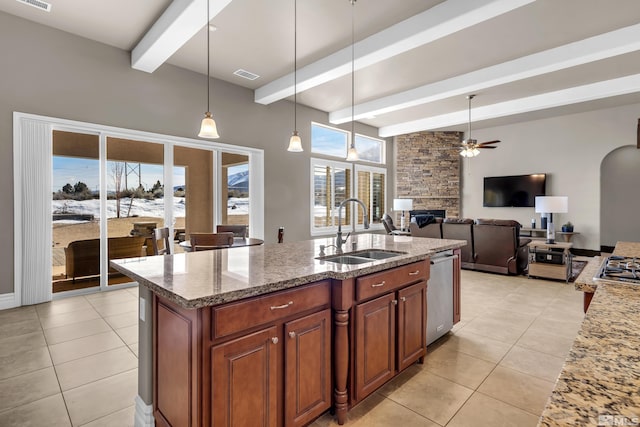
xmin=527 ymin=241 xmax=573 ymax=282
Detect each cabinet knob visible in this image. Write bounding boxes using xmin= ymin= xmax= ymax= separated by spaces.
xmin=392 ymin=299 xmax=398 ymax=305
xmin=288 ymin=331 xmax=296 ymax=339
xmin=371 ymin=281 xmax=386 ymax=288
xmin=408 ymin=270 xmax=420 ymax=276
xmin=401 ymin=296 xmax=406 ymax=302
xmin=271 ymin=337 xmax=279 ymax=344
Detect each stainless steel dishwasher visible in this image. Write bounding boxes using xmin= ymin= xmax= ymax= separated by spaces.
xmin=427 ymin=250 xmax=457 ymax=345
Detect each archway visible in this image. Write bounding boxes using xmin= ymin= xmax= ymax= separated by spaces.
xmin=600 ymin=145 xmax=640 ymax=251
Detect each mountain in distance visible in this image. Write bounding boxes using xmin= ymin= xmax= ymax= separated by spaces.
xmin=170 ymin=171 xmax=248 ymax=193
xmin=228 ymin=170 xmax=249 ymax=191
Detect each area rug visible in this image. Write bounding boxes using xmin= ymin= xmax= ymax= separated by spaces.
xmin=568 ymin=260 xmax=588 ymax=283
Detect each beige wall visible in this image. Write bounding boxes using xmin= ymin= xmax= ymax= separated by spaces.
xmin=461 ymin=102 xmax=640 ymax=251
xmin=0 ymin=12 xmax=392 ymax=295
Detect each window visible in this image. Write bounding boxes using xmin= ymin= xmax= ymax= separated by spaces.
xmin=311 ymin=159 xmax=351 ymax=234
xmin=311 ymin=123 xmax=349 ymax=158
xmin=355 ymin=134 xmax=385 ymax=164
xmin=311 ymin=123 xmax=385 ymax=165
xmin=311 ymin=159 xmax=386 ymax=235
xmin=355 ymin=165 xmax=386 ymax=230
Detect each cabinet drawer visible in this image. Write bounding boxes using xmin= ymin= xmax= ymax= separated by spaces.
xmin=212 ymin=280 xmax=330 ymax=339
xmin=356 ymin=260 xmax=428 ymax=302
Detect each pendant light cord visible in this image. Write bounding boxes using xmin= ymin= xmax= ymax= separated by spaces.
xmin=351 ymin=0 xmax=355 ymax=147
xmin=206 ymin=0 xmax=210 ymax=113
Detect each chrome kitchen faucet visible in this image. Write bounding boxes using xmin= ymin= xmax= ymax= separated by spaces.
xmin=336 ymin=198 xmax=369 ymax=253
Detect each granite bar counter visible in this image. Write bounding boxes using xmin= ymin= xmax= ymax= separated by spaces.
xmin=111 ymin=233 xmax=466 ymax=426
xmin=111 ymin=233 xmax=465 ymax=308
xmin=538 ymin=243 xmax=640 ymax=426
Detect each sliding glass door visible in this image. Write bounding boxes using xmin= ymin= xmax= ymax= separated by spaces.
xmin=51 ymin=131 xmax=101 ymax=293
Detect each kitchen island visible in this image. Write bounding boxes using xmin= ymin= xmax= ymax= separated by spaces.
xmin=111 ymin=233 xmax=465 ymax=426
xmin=538 ymin=242 xmax=640 ymax=426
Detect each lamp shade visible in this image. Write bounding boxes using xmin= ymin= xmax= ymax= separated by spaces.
xmin=198 ymin=112 xmax=220 ymax=139
xmin=287 ymin=131 xmax=302 ymax=152
xmin=535 ymin=196 xmax=568 ymax=213
xmin=393 ymin=199 xmax=413 ymax=211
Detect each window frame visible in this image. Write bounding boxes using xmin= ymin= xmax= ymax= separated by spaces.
xmin=310 ymin=158 xmax=354 ymax=236
xmin=354 ymin=164 xmax=387 ymax=232
xmin=310 ymin=122 xmax=350 ymax=159
xmin=310 ymin=158 xmax=387 ymax=236
xmin=354 ymin=133 xmax=386 ymax=165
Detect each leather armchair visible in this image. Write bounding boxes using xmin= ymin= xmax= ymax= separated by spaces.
xmin=442 ymin=218 xmax=475 ymax=268
xmin=408 ymin=217 xmax=442 ymax=238
xmin=381 ymin=213 xmax=397 ymax=234
xmin=473 ymin=219 xmax=530 ymax=274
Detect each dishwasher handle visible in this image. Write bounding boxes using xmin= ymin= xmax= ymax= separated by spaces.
xmin=430 ymin=254 xmax=458 ymax=265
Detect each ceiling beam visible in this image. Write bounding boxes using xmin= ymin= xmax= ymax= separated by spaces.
xmin=378 ymin=73 xmax=640 ymax=137
xmin=131 ymin=0 xmax=233 ymax=73
xmin=254 ymin=0 xmax=535 ymax=105
xmin=330 ymin=23 xmax=640 ymax=124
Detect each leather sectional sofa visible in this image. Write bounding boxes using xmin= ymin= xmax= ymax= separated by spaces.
xmin=409 ymin=217 xmax=530 ymax=275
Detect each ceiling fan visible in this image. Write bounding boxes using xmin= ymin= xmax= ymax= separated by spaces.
xmin=459 ymin=94 xmax=500 ymax=157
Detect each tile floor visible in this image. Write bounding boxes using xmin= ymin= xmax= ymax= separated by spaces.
xmin=0 ymin=269 xmax=585 ymax=426
xmin=0 ymin=286 xmax=139 ymax=426
xmin=312 ymin=269 xmax=585 ymax=427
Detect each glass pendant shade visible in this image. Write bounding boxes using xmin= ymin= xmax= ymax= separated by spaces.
xmin=287 ymin=131 xmax=303 ymax=152
xmin=198 ymin=112 xmax=220 ymax=138
xmin=346 ymin=144 xmax=359 ymax=161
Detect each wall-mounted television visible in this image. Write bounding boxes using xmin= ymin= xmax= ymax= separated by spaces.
xmin=483 ymin=174 xmax=546 ymax=207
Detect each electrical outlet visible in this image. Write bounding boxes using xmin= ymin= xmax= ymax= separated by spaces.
xmin=139 ymin=298 xmax=146 ymax=322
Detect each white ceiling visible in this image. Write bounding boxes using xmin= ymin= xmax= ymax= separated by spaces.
xmin=4 ymin=0 xmax=640 ymax=136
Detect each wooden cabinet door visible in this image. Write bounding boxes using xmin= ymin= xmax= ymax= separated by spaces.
xmin=284 ymin=309 xmax=332 ymax=427
xmin=397 ymin=282 xmax=426 ymax=371
xmin=453 ymin=248 xmax=461 ymax=324
xmin=211 ymin=326 xmax=280 ymax=427
xmin=355 ymin=293 xmax=396 ymax=401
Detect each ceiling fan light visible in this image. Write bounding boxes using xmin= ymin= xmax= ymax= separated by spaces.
xmin=472 ymin=147 xmax=480 ymax=156
xmin=287 ymin=131 xmax=303 ymax=152
xmin=198 ymin=112 xmax=220 ymax=138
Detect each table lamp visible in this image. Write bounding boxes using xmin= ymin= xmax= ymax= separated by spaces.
xmin=535 ymin=196 xmax=568 ymax=244
xmin=393 ymin=199 xmax=413 ymax=231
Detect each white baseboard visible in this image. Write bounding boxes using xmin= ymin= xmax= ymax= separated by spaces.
xmin=0 ymin=293 xmax=19 ymax=310
xmin=134 ymin=395 xmax=155 ymax=427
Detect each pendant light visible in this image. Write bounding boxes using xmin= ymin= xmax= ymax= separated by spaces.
xmin=346 ymin=0 xmax=359 ymax=161
xmin=198 ymin=0 xmax=220 ymax=139
xmin=287 ymin=0 xmax=303 ymax=152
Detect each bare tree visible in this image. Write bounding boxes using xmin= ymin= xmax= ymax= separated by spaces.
xmin=111 ymin=162 xmax=125 ymax=218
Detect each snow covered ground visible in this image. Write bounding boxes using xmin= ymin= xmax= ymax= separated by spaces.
xmin=52 ymin=197 xmax=249 ymax=222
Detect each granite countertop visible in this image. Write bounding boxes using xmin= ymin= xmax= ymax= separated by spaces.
xmin=110 ymin=233 xmax=465 ymax=309
xmin=539 ymin=242 xmax=640 ymax=426
xmin=574 ymin=241 xmax=640 ymax=293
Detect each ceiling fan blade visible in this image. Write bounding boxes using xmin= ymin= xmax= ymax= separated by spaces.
xmin=477 ymin=140 xmax=500 ymax=146
xmin=478 ymin=146 xmax=496 ymax=149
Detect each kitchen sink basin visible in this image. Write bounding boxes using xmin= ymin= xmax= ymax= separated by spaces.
xmin=322 ymin=255 xmax=376 ymax=265
xmin=351 ymin=250 xmax=405 ymax=260
xmin=320 ymin=249 xmax=407 ymax=265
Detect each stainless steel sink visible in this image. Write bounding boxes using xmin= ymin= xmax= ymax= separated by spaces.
xmin=322 ymin=255 xmax=376 ymax=265
xmin=320 ymin=249 xmax=406 ymax=265
xmin=351 ymin=250 xmax=405 ymax=260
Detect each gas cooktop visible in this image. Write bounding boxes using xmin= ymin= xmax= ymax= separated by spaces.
xmin=594 ymin=255 xmax=640 ymax=284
